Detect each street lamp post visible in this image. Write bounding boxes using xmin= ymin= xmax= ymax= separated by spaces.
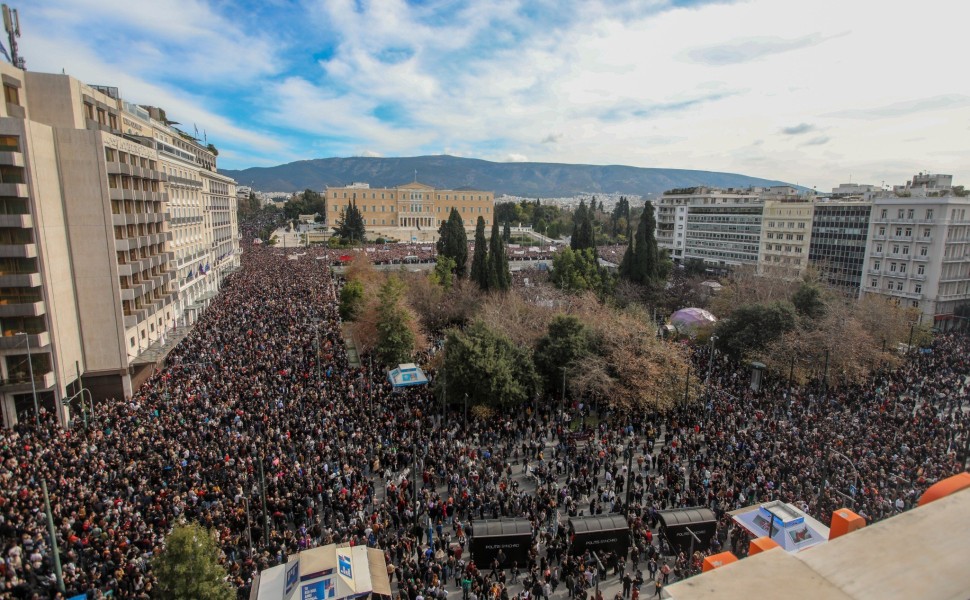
xmin=16 ymin=332 xmax=39 ymax=426
xmin=561 ymin=366 xmax=567 ymax=427
xmin=41 ymin=478 xmax=65 ymax=594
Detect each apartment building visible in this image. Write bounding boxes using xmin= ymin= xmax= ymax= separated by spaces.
xmin=655 ymin=187 xmax=763 ymax=267
xmin=807 ymin=200 xmax=872 ymax=294
xmin=757 ymin=200 xmax=814 ymax=279
xmin=326 ymin=181 xmax=494 ymax=239
xmin=0 ymin=64 xmax=84 ymax=426
xmin=0 ymin=65 xmax=238 ymax=426
xmin=862 ymin=177 xmax=970 ymax=325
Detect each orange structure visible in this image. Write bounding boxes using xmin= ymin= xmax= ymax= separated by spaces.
xmin=748 ymin=536 xmax=780 ymax=555
xmin=918 ymin=472 xmax=970 ymax=507
xmin=701 ymin=551 xmax=738 ymax=572
xmin=829 ymin=508 xmax=866 ymax=540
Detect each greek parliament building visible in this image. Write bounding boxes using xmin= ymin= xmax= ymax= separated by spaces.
xmin=0 ymin=62 xmax=240 ymax=426
xmin=326 ymin=181 xmax=494 ymax=240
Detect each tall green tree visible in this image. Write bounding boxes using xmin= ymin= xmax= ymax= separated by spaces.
xmin=551 ymin=247 xmax=613 ymax=297
xmin=714 ymin=301 xmax=797 ymax=361
xmin=436 ymin=209 xmax=468 ymax=278
xmin=470 ymin=216 xmax=489 ymax=290
xmin=488 ymin=217 xmax=511 ymax=292
xmin=339 ymin=279 xmax=365 ymax=321
xmin=430 ymin=255 xmax=456 ymax=292
xmin=503 ymin=221 xmax=512 ymax=243
xmin=570 ymin=201 xmax=596 ymax=251
xmin=375 ymin=275 xmax=416 ymax=365
xmin=620 ymin=201 xmax=660 ymax=285
xmin=438 ymin=320 xmax=540 ymax=409
xmin=534 ymin=315 xmax=590 ymax=397
xmin=334 ymin=200 xmax=366 ymax=243
xmin=152 ymin=522 xmax=234 ymax=600
xmin=792 ymin=282 xmax=827 ymax=320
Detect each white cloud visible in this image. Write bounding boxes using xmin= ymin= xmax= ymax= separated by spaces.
xmin=23 ymin=0 xmax=970 ymax=187
xmin=505 ymin=153 xmax=529 ymax=162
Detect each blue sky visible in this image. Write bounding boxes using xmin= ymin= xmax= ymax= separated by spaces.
xmin=22 ymin=0 xmax=970 ymax=190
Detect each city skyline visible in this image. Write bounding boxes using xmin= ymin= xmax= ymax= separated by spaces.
xmin=22 ymin=0 xmax=969 ymax=190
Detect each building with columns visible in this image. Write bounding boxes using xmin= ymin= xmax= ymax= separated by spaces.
xmin=326 ymin=181 xmax=494 ymax=241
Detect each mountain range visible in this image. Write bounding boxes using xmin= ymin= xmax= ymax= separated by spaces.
xmin=221 ymin=155 xmax=797 ymax=198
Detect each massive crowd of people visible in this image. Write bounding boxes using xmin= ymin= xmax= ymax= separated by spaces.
xmin=0 ymin=239 xmax=966 ymax=600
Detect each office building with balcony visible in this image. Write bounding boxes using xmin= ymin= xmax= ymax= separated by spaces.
xmin=757 ymin=200 xmax=815 ymax=279
xmin=655 ymin=187 xmax=764 ymax=267
xmin=0 ymin=64 xmax=238 ymax=426
xmin=862 ymin=176 xmax=970 ymax=326
xmin=807 ymin=200 xmax=872 ymax=294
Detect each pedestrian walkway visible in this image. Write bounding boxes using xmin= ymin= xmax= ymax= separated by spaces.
xmin=343 ymin=324 xmax=361 ymax=368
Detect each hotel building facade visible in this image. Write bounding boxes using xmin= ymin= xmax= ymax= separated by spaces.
xmin=0 ymin=64 xmax=238 ymax=426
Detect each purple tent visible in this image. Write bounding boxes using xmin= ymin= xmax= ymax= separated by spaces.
xmin=669 ymin=307 xmax=717 ymax=333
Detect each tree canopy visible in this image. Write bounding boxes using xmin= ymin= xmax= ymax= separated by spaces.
xmin=438 ymin=320 xmax=540 ymax=409
xmin=570 ymin=200 xmax=596 ymax=252
xmin=152 ymin=521 xmax=234 ymax=600
xmin=436 ymin=209 xmax=468 ymax=278
xmin=619 ymin=201 xmax=663 ymax=286
xmin=375 ymin=275 xmax=416 ymax=365
xmin=487 ymin=218 xmax=511 ymax=292
xmin=470 ymin=216 xmax=489 ymax=290
xmin=334 ymin=200 xmax=366 ymax=244
xmin=551 ymin=247 xmax=613 ymax=297
xmin=534 ymin=315 xmax=590 ymax=398
xmin=715 ymin=301 xmax=798 ymax=361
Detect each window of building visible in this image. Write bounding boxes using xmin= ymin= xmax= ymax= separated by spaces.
xmin=900 ymin=264 xmax=906 ymax=274
xmin=876 ymin=244 xmax=882 ymax=253
xmin=903 ymin=246 xmax=909 ymax=254
xmin=895 ymin=227 xmax=902 ymax=236
xmin=917 ymin=264 xmax=924 ymax=275
xmin=920 ymin=246 xmax=928 ymax=256
xmin=889 ymin=262 xmax=895 ymax=272
xmin=926 ymin=209 xmax=933 ymax=220
xmin=896 ymin=281 xmax=903 ymax=291
xmin=130 ymin=336 xmax=136 ymax=347
xmin=898 ymin=209 xmax=904 ymax=219
xmin=874 ymin=261 xmax=881 ymax=270
xmin=879 ymin=227 xmax=886 ymax=235
xmin=3 ymin=84 xmax=20 ymax=105
xmin=904 ymin=227 xmax=912 ymax=236
xmin=922 ymin=228 xmax=930 ymax=238
xmin=881 ymin=209 xmax=888 ymax=218
xmin=907 ymin=209 xmax=914 ymax=219
xmin=914 ymin=285 xmax=922 ymax=294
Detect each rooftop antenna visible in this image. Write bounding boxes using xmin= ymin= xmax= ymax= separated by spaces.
xmin=2 ymin=4 xmax=24 ymax=70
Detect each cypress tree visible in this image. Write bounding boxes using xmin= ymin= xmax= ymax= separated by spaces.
xmin=503 ymin=221 xmax=511 ymax=243
xmin=471 ymin=216 xmax=489 ymax=290
xmin=570 ymin=201 xmax=588 ymax=251
xmin=488 ymin=217 xmax=510 ymax=291
xmin=620 ymin=201 xmax=661 ymax=285
xmin=436 ymin=208 xmax=468 ymax=278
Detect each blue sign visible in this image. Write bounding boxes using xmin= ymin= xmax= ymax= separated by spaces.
xmin=285 ymin=560 xmax=300 ymax=598
xmin=302 ymin=578 xmax=336 ymax=600
xmin=338 ymin=554 xmax=353 ymax=579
